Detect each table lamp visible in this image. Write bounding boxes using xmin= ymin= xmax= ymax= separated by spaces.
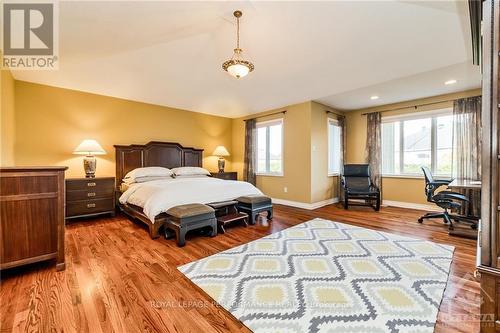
xmin=73 ymin=139 xmax=106 ymax=178
xmin=212 ymin=146 xmax=230 ymax=173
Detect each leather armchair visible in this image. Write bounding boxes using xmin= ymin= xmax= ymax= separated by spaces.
xmin=341 ymin=164 xmax=380 ymax=211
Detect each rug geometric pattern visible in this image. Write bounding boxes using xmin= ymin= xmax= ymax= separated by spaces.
xmin=178 ymin=218 xmax=454 ymax=333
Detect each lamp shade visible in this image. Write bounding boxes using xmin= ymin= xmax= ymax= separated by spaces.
xmin=212 ymin=145 xmax=230 ymax=157
xmin=73 ymin=139 xmax=106 ymax=155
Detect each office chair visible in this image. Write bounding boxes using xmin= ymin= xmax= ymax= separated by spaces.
xmin=341 ymin=164 xmax=380 ymax=211
xmin=418 ymin=166 xmax=470 ymax=230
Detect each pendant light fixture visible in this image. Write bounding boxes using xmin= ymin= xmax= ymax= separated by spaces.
xmin=222 ymin=10 xmax=254 ymax=79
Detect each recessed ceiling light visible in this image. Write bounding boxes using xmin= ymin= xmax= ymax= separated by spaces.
xmin=370 ymin=95 xmax=379 ymax=100
xmin=445 ymin=79 xmax=457 ymax=85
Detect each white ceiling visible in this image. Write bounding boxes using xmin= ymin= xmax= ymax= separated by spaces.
xmin=12 ymin=1 xmax=481 ymax=117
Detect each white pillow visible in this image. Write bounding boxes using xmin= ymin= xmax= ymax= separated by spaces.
xmin=123 ymin=167 xmax=173 ymax=182
xmin=123 ymin=175 xmax=172 ymax=184
xmin=172 ymin=167 xmax=210 ymax=177
xmin=174 ymin=174 xmax=210 ymax=179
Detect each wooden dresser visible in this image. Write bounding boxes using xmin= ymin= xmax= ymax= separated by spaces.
xmin=0 ymin=167 xmax=67 ymax=271
xmin=66 ymin=177 xmax=115 ymax=219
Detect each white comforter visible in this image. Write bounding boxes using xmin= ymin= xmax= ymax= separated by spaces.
xmin=119 ymin=177 xmax=263 ymax=222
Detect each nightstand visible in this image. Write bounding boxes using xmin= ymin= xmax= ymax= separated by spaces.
xmin=66 ymin=177 xmax=115 ymax=219
xmin=211 ymin=172 xmax=237 ymax=181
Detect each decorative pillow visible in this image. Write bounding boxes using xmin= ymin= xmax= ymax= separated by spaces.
xmin=123 ymin=167 xmax=173 ymax=183
xmin=172 ymin=167 xmax=210 ymax=177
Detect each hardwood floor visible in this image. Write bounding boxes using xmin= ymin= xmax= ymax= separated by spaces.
xmin=0 ymin=204 xmax=479 ymax=333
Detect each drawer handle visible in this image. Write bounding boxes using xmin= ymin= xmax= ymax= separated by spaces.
xmin=87 ymin=182 xmax=96 ymax=187
xmin=87 ymin=203 xmax=96 ymax=208
xmin=87 ymin=192 xmax=96 ymax=197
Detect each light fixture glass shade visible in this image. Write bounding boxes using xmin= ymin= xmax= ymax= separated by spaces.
xmin=227 ymin=63 xmax=250 ymax=78
xmin=213 ymin=145 xmax=230 ymax=157
xmin=73 ymin=139 xmax=106 ymax=155
xmin=222 ymin=50 xmax=254 ymax=79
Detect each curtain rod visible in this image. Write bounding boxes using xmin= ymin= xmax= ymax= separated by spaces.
xmin=361 ymin=95 xmax=481 ymax=116
xmin=326 ymin=110 xmax=345 ymax=118
xmin=243 ymin=110 xmax=286 ymax=122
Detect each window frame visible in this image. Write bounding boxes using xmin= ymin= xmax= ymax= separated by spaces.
xmin=327 ymin=118 xmax=342 ymax=176
xmin=381 ymin=108 xmax=453 ymax=178
xmin=255 ymin=118 xmax=284 ymax=176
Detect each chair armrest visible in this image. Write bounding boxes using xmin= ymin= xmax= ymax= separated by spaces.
xmin=429 ymin=180 xmax=451 ymax=187
xmin=434 ymin=192 xmax=469 ymax=202
xmin=426 ymin=180 xmax=451 ymax=193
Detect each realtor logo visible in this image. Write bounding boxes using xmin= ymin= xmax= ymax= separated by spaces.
xmin=2 ymin=1 xmax=59 ymax=70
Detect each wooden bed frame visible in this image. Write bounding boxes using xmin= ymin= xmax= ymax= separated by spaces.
xmin=114 ymin=141 xmax=203 ymax=238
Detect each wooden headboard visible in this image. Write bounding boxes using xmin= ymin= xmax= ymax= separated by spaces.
xmin=114 ymin=141 xmax=203 ymax=189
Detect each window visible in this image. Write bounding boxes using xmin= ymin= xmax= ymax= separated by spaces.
xmin=381 ymin=110 xmax=453 ymax=177
xmin=256 ymin=119 xmax=283 ymax=175
xmin=328 ymin=119 xmax=341 ymax=175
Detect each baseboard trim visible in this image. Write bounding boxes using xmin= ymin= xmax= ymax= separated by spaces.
xmin=382 ymin=200 xmax=440 ymax=212
xmin=272 ymin=197 xmax=339 ymax=210
xmin=271 ymin=197 xmax=437 ymax=212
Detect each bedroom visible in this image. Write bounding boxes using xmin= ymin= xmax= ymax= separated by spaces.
xmin=0 ymin=1 xmax=499 ymax=333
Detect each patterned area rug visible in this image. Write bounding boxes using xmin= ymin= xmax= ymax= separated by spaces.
xmin=178 ymin=218 xmax=454 ymax=333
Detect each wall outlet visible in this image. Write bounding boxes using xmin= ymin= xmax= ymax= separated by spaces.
xmin=284 ymin=187 xmax=288 ymax=193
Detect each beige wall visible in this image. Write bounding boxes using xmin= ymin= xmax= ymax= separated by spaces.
xmin=14 ymin=81 xmax=233 ymax=178
xmin=345 ymin=88 xmax=481 ymax=205
xmin=310 ymin=101 xmax=341 ymax=202
xmin=1 ymin=68 xmax=16 ymax=166
xmin=232 ymin=101 xmax=343 ymax=204
xmin=233 ymin=102 xmax=312 ymax=203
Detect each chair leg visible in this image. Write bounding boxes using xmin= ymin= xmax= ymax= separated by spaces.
xmin=267 ymin=208 xmax=273 ymax=220
xmin=344 ymin=196 xmax=349 ymax=209
xmin=443 ymin=211 xmax=454 ymax=230
xmin=210 ymin=220 xmax=217 ymax=237
xmin=251 ymin=212 xmax=257 ymax=225
xmin=375 ymin=196 xmax=380 ymax=211
xmin=418 ymin=212 xmax=445 ymax=223
xmin=176 ymin=228 xmax=186 ymax=247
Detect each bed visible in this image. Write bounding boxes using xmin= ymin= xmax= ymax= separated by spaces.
xmin=115 ymin=141 xmax=262 ymax=238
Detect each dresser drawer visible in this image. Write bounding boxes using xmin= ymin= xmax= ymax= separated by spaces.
xmin=66 ymin=178 xmax=115 ymax=191
xmin=66 ymin=188 xmax=114 ymax=202
xmin=66 ymin=198 xmax=114 ymax=217
xmin=0 ymin=174 xmax=58 ymax=196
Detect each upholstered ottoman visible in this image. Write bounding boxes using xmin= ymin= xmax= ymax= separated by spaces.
xmin=165 ymin=204 xmax=217 ymax=247
xmin=236 ymin=195 xmax=273 ymax=225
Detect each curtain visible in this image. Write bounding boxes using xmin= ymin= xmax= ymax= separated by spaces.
xmin=337 ymin=115 xmax=347 ymax=200
xmin=243 ymin=119 xmax=257 ymax=185
xmin=365 ymin=112 xmax=382 ymax=192
xmin=452 ymin=96 xmax=482 ymax=216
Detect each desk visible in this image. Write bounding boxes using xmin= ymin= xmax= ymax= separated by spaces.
xmin=447 ymin=178 xmax=481 ymax=190
xmin=447 ymin=178 xmax=481 ymax=239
